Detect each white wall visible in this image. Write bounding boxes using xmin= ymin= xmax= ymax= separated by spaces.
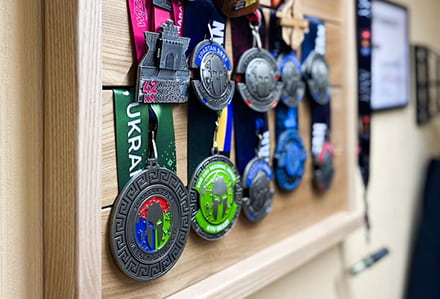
xmin=251 ymin=0 xmax=440 ymax=298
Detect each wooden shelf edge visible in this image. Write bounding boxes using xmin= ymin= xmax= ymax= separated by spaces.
xmin=168 ymin=211 xmax=363 ymax=299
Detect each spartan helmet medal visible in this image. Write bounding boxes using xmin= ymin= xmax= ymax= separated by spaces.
xmin=190 ymin=39 xmax=235 ymax=111
xmin=109 ymin=159 xmax=191 ymax=281
xmin=236 ymin=48 xmax=283 ymax=112
xmin=242 ymin=157 xmax=274 ymax=223
xmin=189 ymin=154 xmax=242 ymax=240
xmin=302 ymin=51 xmax=331 ymax=105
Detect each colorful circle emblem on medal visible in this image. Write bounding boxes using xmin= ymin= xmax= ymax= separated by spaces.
xmin=190 ymin=39 xmax=235 ymax=111
xmin=302 ymin=51 xmax=331 ymax=105
xmin=242 ymin=158 xmax=274 ymax=222
xmin=274 ymin=129 xmax=307 ymax=191
xmin=236 ymin=48 xmax=283 ymax=112
xmin=278 ymin=53 xmax=305 ymax=107
xmin=110 ymin=164 xmax=190 ymax=281
xmin=189 ymin=155 xmax=242 ymax=240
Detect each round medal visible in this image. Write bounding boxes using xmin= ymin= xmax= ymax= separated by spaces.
xmin=314 ymin=142 xmax=335 ymax=191
xmin=110 ymin=163 xmax=190 ymax=281
xmin=189 ymin=155 xmax=242 ymax=240
xmin=274 ymin=129 xmax=307 ymax=191
xmin=190 ymin=40 xmax=235 ymax=111
xmin=278 ymin=53 xmax=305 ymax=107
xmin=236 ymin=48 xmax=283 ymax=112
xmin=302 ymin=51 xmax=331 ymax=105
xmin=242 ymin=157 xmax=274 ymax=222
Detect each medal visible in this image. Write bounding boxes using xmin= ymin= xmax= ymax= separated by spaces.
xmin=235 ymin=11 xmax=282 ymax=112
xmin=241 ymin=127 xmax=274 ymax=222
xmin=190 ymin=33 xmax=235 ymax=111
xmin=274 ymin=129 xmax=307 ymax=191
xmin=136 ymin=20 xmax=191 ymax=104
xmin=278 ymin=52 xmax=306 ymax=107
xmin=110 ymin=115 xmax=190 ymax=281
xmin=302 ymin=51 xmax=331 ymax=105
xmin=189 ymin=118 xmax=242 ymax=240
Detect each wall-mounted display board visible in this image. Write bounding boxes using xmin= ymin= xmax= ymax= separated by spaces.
xmin=43 ymin=0 xmax=362 ymax=297
xmin=371 ymin=0 xmax=409 ymax=110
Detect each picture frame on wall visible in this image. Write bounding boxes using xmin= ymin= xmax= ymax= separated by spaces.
xmin=371 ymin=0 xmax=409 ymax=110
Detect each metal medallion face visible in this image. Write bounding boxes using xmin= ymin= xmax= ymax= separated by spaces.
xmin=189 ymin=155 xmax=242 ymax=240
xmin=274 ymin=129 xmax=307 ymax=191
xmin=242 ymin=157 xmax=274 ymax=223
xmin=110 ymin=164 xmax=190 ymax=281
xmin=278 ymin=53 xmax=305 ymax=107
xmin=236 ymin=48 xmax=283 ymax=112
xmin=314 ymin=142 xmax=335 ymax=192
xmin=302 ymin=51 xmax=331 ymax=105
xmin=190 ymin=40 xmax=235 ymax=111
xmin=136 ymin=20 xmax=190 ymax=104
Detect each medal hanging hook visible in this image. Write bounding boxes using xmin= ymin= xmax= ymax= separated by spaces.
xmin=207 ymin=23 xmax=214 ymax=44
xmin=248 ymin=11 xmax=263 ymax=49
xmin=148 ymin=107 xmax=159 ymax=163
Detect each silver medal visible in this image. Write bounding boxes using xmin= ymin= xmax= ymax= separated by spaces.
xmin=278 ymin=54 xmax=306 ymax=107
xmin=136 ymin=20 xmax=190 ymax=104
xmin=190 ymin=39 xmax=235 ymax=111
xmin=302 ymin=51 xmax=331 ymax=105
xmin=242 ymin=157 xmax=274 ymax=223
xmin=236 ymin=48 xmax=283 ymax=112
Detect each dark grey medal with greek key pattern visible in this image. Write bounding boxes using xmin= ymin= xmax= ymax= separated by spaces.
xmin=110 ymin=122 xmax=190 ymax=281
xmin=110 ymin=159 xmax=190 ymax=281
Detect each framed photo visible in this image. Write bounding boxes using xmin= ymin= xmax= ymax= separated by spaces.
xmin=371 ymin=0 xmax=409 ymax=110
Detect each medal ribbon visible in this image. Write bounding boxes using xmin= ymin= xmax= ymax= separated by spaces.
xmin=267 ymin=8 xmax=306 ymax=191
xmin=301 ymin=16 xmax=334 ymax=191
xmin=231 ymin=12 xmax=271 ymax=174
xmin=269 ymin=9 xmax=300 ymax=137
xmin=356 ymin=0 xmax=372 ymax=234
xmin=184 ymin=0 xmax=234 ymax=178
xmin=113 ymin=0 xmax=184 ymax=189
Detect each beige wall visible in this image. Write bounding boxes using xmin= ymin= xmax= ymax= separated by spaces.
xmin=0 ymin=1 xmax=43 ymax=298
xmin=252 ymin=0 xmax=440 ymax=298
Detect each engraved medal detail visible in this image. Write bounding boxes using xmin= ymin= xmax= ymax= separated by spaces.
xmin=274 ymin=129 xmax=307 ymax=191
xmin=236 ymin=48 xmax=282 ymax=112
xmin=110 ymin=165 xmax=190 ymax=281
xmin=242 ymin=158 xmax=274 ymax=223
xmin=278 ymin=53 xmax=305 ymax=107
xmin=136 ymin=20 xmax=191 ymax=104
xmin=302 ymin=51 xmax=331 ymax=105
xmin=189 ymin=155 xmax=242 ymax=240
xmin=190 ymin=40 xmax=235 ymax=111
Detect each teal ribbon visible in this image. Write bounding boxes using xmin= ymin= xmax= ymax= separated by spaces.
xmin=113 ymin=89 xmax=176 ymax=191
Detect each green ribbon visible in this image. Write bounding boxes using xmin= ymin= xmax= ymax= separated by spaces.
xmin=114 ymin=89 xmax=176 ymax=191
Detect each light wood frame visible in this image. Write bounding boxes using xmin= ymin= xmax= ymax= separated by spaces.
xmin=43 ymin=0 xmax=362 ymax=297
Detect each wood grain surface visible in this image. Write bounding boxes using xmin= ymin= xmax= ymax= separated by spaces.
xmin=99 ymin=0 xmax=358 ymax=297
xmin=44 ymin=1 xmax=102 ymax=298
xmin=0 ymin=1 xmax=43 ymax=298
